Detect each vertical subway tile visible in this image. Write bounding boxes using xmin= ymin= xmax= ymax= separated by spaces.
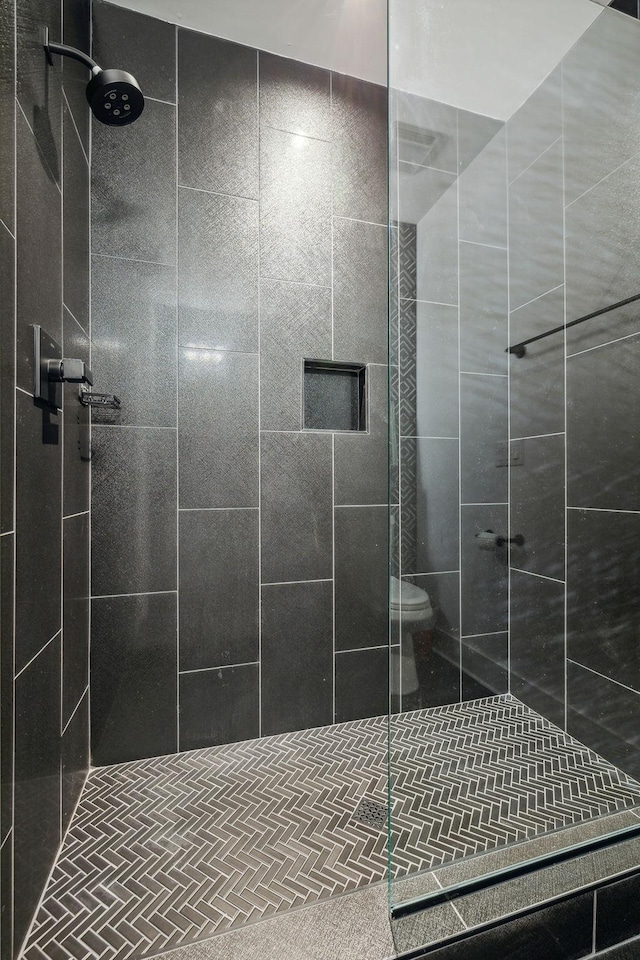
xmin=260 ymin=126 xmax=331 ymax=286
xmin=335 ymin=648 xmax=388 ymax=723
xmin=510 ymin=286 xmax=565 ymax=440
xmin=62 ymin=101 xmax=89 ymax=332
xmin=510 ymin=435 xmax=565 ymax=581
xmin=398 ymin=165 xmax=456 ymax=235
xmin=0 ymin=0 xmax=15 ymax=232
xmin=16 ymin=0 xmax=62 ymax=178
xmin=61 ymin=690 xmax=88 ymax=837
xmin=508 ymin=138 xmax=564 ymax=311
xmin=93 ymin=0 xmax=176 ymax=104
xmin=91 ymin=593 xmax=177 ymax=765
xmin=1 ymin=829 xmax=11 ymax=960
xmin=261 ymin=432 xmax=333 ymax=584
xmin=459 ymin=242 xmax=508 ymax=376
xmin=92 ymin=98 xmax=176 ymax=263
xmin=460 ymin=504 xmax=508 ymax=636
xmin=416 ymin=181 xmax=458 ymax=305
xmin=335 ymin=506 xmax=387 ymax=651
xmin=409 ymin=301 xmax=459 ymax=439
xmin=62 ymin=512 xmax=89 ymax=727
xmin=0 ymin=534 xmax=14 ymax=849
xmin=462 ymin=633 xmax=509 ymax=699
xmin=334 ymin=364 xmax=388 ymax=506
xmin=507 ymin=67 xmax=561 ymax=184
xmin=0 ymin=221 xmax=15 ymax=535
xmin=91 ymin=256 xmax=177 ymax=427
xmin=332 ymin=73 xmax=387 ymax=225
xmin=567 ymin=661 xmax=640 ymax=782
xmin=567 ymin=334 xmax=640 ymax=511
xmin=565 ymin=153 xmax=640 ymax=328
xmin=179 ymin=509 xmax=259 ymax=671
xmin=62 ymin=0 xmax=91 ymax=155
xmin=457 ymin=108 xmax=503 ymax=174
xmin=178 ymin=188 xmax=258 ymax=353
xmin=179 ymin=665 xmax=259 ymax=751
xmin=178 ymin=349 xmax=258 ymax=509
xmin=16 ymin=109 xmax=62 ymax=394
xmin=460 ymin=373 xmax=508 ymax=505
xmin=15 ymin=390 xmax=61 ymax=674
xmin=567 ymin=509 xmax=640 ymax=694
xmin=459 ymin=128 xmax=507 ymax=249
xmin=259 ymin=53 xmax=331 ymax=140
xmin=261 ymin=581 xmax=333 ymax=736
xmin=510 ymin=569 xmax=565 ymax=727
xmin=178 ymin=31 xmax=257 ymax=197
xmin=13 ymin=635 xmax=61 ymax=953
xmin=62 ymin=308 xmax=90 ymax=517
xmin=333 ymin=218 xmax=387 ymax=365
xmin=563 ymin=10 xmax=640 ymax=205
xmin=91 ymin=426 xmax=177 ymax=596
xmin=260 ymin=279 xmax=332 ymax=431
xmin=402 ymin=438 xmax=459 ymax=575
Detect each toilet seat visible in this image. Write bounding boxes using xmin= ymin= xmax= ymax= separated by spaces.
xmin=390 ymin=576 xmax=433 ymax=616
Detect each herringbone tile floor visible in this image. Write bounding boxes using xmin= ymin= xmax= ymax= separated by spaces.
xmin=23 ymin=695 xmax=640 ymax=960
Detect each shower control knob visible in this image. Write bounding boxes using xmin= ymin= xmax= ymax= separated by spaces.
xmin=48 ymin=358 xmax=94 ymax=386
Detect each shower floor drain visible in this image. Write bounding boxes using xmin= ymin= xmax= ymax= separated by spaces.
xmin=352 ymin=796 xmax=388 ymax=830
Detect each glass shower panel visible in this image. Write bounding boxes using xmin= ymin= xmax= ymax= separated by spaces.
xmin=387 ymin=0 xmax=640 ymax=930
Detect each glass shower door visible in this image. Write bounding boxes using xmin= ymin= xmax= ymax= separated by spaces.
xmin=387 ymin=0 xmax=640 ymax=942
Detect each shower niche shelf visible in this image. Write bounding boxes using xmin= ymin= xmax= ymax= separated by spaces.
xmin=303 ymin=359 xmax=367 ymax=432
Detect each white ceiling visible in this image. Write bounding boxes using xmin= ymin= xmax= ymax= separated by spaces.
xmin=111 ymin=0 xmax=603 ymax=120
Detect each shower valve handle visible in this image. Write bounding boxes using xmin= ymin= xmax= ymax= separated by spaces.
xmin=48 ymin=358 xmax=94 ymax=386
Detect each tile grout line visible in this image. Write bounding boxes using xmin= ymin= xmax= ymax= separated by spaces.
xmin=510 ymin=282 xmax=564 ymax=316
xmin=456 ymin=109 xmax=463 ymax=701
xmin=10 ymin=0 xmax=17 ymax=947
xmin=561 ymin=67 xmax=569 ymax=733
xmin=61 ymin=685 xmax=90 ymax=737
xmin=567 ymin=660 xmax=640 ymax=698
xmin=175 ymin=22 xmax=180 ymax=752
xmin=257 ymin=48 xmax=263 ymax=739
xmin=14 ymin=631 xmax=61 ymax=682
xmin=180 ymin=662 xmax=259 ymax=676
xmin=59 ymin=79 xmax=65 ymax=848
xmin=87 ymin=0 xmax=94 ymax=788
xmin=506 ymin=115 xmax=512 ymax=698
xmin=330 ymin=70 xmax=337 ymax=724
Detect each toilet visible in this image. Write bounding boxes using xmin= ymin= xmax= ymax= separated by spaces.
xmin=390 ymin=576 xmax=434 ymax=704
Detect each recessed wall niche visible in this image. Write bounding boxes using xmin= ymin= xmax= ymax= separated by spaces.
xmin=303 ymin=360 xmax=367 ymax=432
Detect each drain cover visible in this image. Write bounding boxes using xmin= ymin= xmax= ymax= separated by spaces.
xmin=352 ymin=797 xmax=388 ymax=830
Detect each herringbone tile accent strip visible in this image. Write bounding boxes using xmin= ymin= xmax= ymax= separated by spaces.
xmin=24 ymin=696 xmax=640 ymax=960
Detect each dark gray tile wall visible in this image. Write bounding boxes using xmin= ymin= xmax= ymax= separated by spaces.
xmin=392 ymin=94 xmax=509 ymax=709
xmin=90 ymin=2 xmax=389 ymax=762
xmin=394 ymin=6 xmax=640 ymax=764
xmin=504 ymin=8 xmax=640 ymax=779
xmin=0 ymin=0 xmax=91 ymax=954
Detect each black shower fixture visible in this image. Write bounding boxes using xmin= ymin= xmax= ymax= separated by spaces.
xmin=44 ymin=28 xmax=144 ymax=126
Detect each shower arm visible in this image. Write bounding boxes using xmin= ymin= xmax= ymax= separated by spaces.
xmin=43 ymin=27 xmax=101 ymax=75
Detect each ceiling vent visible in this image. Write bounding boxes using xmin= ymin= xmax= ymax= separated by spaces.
xmin=396 ymin=121 xmax=443 ymax=173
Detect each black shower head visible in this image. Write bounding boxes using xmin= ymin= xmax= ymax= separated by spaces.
xmin=44 ymin=30 xmax=145 ymax=127
xmin=86 ymin=68 xmax=144 ymax=126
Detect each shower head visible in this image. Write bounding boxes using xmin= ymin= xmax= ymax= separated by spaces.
xmin=86 ymin=68 xmax=144 ymax=126
xmin=44 ymin=30 xmax=145 ymax=126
